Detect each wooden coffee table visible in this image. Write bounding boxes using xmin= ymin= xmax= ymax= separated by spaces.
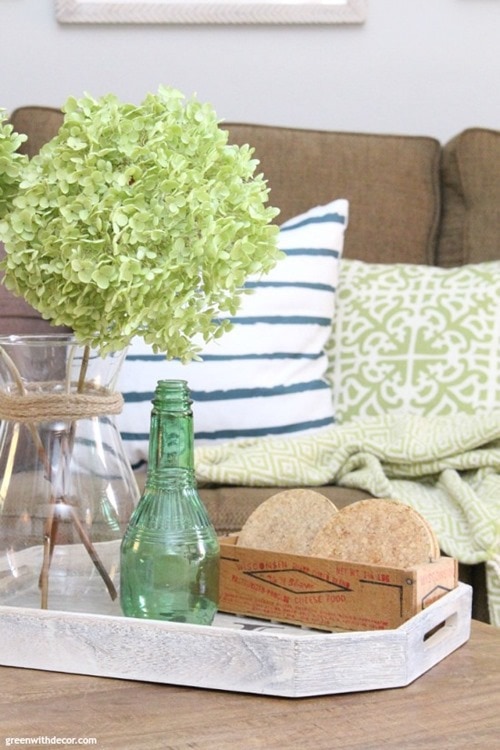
xmin=0 ymin=620 xmax=498 ymax=749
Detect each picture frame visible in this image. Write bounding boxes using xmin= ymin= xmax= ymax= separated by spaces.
xmin=55 ymin=0 xmax=367 ymax=26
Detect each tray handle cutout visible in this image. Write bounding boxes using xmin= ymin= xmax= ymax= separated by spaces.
xmin=423 ymin=611 xmax=458 ymax=650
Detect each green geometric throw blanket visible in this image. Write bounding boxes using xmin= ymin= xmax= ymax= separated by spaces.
xmin=195 ymin=413 xmax=500 ymax=627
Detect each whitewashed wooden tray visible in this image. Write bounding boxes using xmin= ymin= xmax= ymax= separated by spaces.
xmin=0 ymin=583 xmax=472 ymax=698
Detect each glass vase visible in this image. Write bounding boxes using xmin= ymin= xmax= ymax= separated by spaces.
xmin=0 ymin=334 xmax=139 ymax=614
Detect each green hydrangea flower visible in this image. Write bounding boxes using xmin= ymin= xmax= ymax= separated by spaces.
xmin=0 ymin=111 xmax=28 ymax=220
xmin=0 ymin=87 xmax=281 ymax=359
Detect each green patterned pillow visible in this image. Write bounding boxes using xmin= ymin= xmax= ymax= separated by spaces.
xmin=327 ymin=259 xmax=500 ymax=422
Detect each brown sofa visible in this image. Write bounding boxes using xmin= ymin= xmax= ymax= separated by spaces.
xmin=2 ymin=106 xmax=500 ymax=623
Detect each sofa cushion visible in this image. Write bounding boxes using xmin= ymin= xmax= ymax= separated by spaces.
xmin=8 ymin=106 xmax=64 ymax=159
xmin=226 ymin=123 xmax=441 ymax=265
xmin=439 ymin=128 xmax=500 ymax=267
xmin=328 ymin=258 xmax=500 ymax=422
xmin=0 ymin=244 xmax=71 ymax=335
xmin=117 ymin=199 xmax=348 ymax=466
xmin=1 ymin=108 xmax=65 ymax=333
xmin=7 ymin=110 xmax=442 ymax=265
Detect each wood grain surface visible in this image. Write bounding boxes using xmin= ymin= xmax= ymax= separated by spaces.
xmin=0 ymin=621 xmax=498 ymax=750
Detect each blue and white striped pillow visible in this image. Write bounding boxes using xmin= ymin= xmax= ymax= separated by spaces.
xmin=117 ymin=199 xmax=348 ymax=467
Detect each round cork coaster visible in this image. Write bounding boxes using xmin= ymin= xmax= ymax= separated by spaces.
xmin=309 ymin=498 xmax=440 ymax=568
xmin=236 ymin=489 xmax=339 ymax=555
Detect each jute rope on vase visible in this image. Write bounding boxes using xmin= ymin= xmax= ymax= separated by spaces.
xmin=0 ymin=382 xmax=124 ymax=422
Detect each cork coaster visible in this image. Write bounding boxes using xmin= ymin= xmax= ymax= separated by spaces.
xmin=237 ymin=489 xmax=339 ymax=555
xmin=309 ymin=498 xmax=440 ymax=568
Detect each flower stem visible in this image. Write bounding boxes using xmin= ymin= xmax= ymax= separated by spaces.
xmin=68 ymin=506 xmax=117 ymax=600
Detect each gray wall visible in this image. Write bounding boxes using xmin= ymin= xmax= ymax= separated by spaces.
xmin=2 ymin=0 xmax=499 ymax=141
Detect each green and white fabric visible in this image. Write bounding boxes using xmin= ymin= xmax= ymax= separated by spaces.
xmin=118 ymin=199 xmax=348 ymax=467
xmin=327 ymin=259 xmax=500 ymax=423
xmin=195 ymin=413 xmax=500 ymax=627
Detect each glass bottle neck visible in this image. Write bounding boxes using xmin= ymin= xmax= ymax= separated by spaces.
xmin=149 ymin=412 xmax=194 ymax=472
xmin=146 ymin=381 xmax=195 ymax=483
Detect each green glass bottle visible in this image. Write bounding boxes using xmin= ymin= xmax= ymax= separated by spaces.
xmin=120 ymin=380 xmax=219 ymax=624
